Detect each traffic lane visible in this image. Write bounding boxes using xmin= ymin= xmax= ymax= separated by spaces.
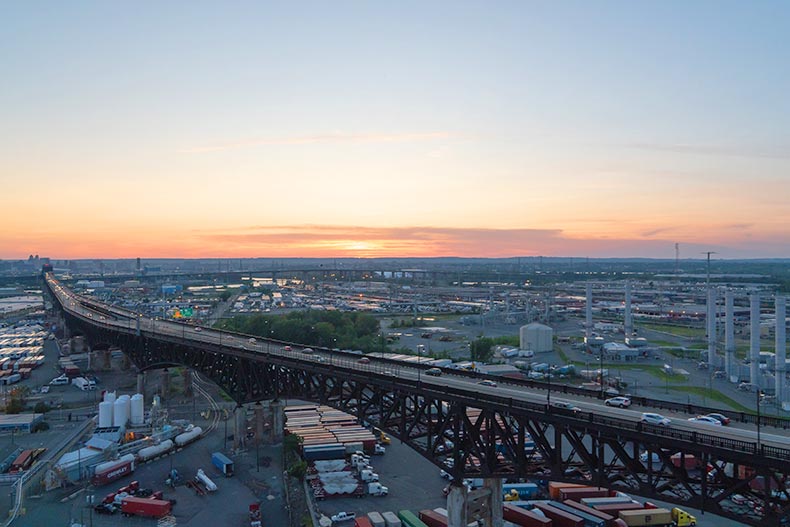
xmin=385 ymin=372 xmax=784 ymax=447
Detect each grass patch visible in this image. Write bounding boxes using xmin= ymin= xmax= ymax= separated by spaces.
xmin=641 ymin=323 xmax=705 ymax=339
xmin=555 ymin=345 xmax=570 ymax=363
xmin=667 ymin=386 xmax=752 ymax=412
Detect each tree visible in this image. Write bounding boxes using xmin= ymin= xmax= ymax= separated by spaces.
xmin=34 ymin=402 xmax=50 ymax=414
xmin=470 ymin=337 xmax=495 ymax=363
xmin=5 ymin=398 xmax=24 ymax=414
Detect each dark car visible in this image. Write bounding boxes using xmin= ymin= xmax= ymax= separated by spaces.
xmin=425 ymin=368 xmax=442 ymax=377
xmin=705 ymin=413 xmax=731 ymax=425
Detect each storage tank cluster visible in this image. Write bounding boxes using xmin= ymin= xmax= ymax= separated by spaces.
xmin=98 ymin=391 xmax=144 ymax=428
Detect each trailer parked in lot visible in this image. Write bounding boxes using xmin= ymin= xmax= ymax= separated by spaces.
xmin=120 ymin=496 xmax=172 ymax=518
xmin=211 ymin=452 xmax=234 ymax=477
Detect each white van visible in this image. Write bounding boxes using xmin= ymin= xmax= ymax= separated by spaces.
xmin=50 ymin=375 xmax=69 ymax=386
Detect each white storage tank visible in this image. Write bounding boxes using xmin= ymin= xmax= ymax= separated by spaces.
xmin=519 ymin=322 xmax=554 ymax=353
xmin=103 ymin=391 xmax=116 ymax=404
xmin=114 ymin=395 xmax=131 ymax=427
xmin=98 ymin=401 xmax=114 ymax=428
xmin=130 ymin=394 xmax=144 ymax=425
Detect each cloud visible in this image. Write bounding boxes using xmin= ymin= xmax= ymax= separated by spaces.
xmin=627 ymin=143 xmax=790 ymax=160
xmin=180 ymin=131 xmax=452 ymax=153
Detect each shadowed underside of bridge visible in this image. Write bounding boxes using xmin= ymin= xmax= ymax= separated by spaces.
xmin=57 ymin=308 xmax=790 ymax=526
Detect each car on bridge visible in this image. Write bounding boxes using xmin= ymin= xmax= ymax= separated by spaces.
xmin=477 ymin=380 xmax=497 ymax=387
xmin=605 ymin=396 xmax=631 ymax=408
xmin=705 ymin=413 xmax=730 ymax=425
xmin=357 ymin=357 xmax=370 ymax=364
xmin=283 ymin=346 xmax=292 ymax=351
xmin=248 ymin=338 xmax=257 ymax=344
xmin=640 ymin=412 xmax=671 ymax=426
xmin=194 ymin=326 xmax=202 ymax=331
xmin=551 ymin=400 xmax=581 ymax=413
xmin=302 ymin=348 xmax=314 ymax=354
xmin=688 ymin=415 xmax=722 ymax=426
xmin=425 ymin=368 xmax=442 ymax=377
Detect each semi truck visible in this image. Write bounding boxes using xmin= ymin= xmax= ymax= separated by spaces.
xmin=617 ymin=508 xmax=699 ymax=527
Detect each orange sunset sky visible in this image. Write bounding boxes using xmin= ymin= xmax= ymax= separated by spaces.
xmin=3 ymin=3 xmax=789 ymax=260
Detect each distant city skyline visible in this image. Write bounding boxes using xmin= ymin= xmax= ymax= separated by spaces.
xmin=2 ymin=2 xmax=789 ymax=259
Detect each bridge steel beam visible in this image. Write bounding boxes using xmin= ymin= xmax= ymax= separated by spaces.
xmin=47 ymin=280 xmax=790 ymax=527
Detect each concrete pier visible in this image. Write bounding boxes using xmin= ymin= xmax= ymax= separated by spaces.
xmin=446 ymin=482 xmax=468 ymax=527
xmin=725 ymin=290 xmax=735 ymax=378
xmin=750 ymin=293 xmax=761 ymax=385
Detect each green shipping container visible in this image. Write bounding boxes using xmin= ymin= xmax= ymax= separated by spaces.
xmin=398 ymin=510 xmax=429 ymax=527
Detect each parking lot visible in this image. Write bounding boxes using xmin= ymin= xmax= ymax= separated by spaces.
xmin=312 ymin=436 xmax=447 ymax=523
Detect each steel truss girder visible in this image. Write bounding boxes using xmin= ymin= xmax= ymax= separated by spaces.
xmin=60 ymin=311 xmax=789 ymax=527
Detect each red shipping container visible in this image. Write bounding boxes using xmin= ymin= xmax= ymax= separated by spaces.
xmin=419 ymin=510 xmax=448 ymax=527
xmin=549 ymin=482 xmax=587 ymax=499
xmin=503 ymin=504 xmax=552 ymax=527
xmin=561 ymin=500 xmax=615 ymax=526
xmin=120 ymin=497 xmax=171 ymax=518
xmin=354 ymin=518 xmax=374 ymax=527
xmin=559 ymin=487 xmax=610 ymax=502
xmin=533 ymin=502 xmax=584 ymax=527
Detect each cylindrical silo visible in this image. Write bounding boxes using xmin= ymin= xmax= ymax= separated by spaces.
xmin=104 ymin=391 xmax=116 ymax=404
xmin=130 ymin=394 xmax=144 ymax=425
xmin=114 ymin=395 xmax=131 ymax=427
xmin=98 ymin=401 xmax=114 ymax=428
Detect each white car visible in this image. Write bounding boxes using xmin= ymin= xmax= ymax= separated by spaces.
xmin=688 ymin=416 xmax=722 ymax=426
xmin=605 ymin=396 xmax=631 ymax=408
xmin=331 ymin=512 xmax=356 ymax=523
xmin=641 ymin=412 xmax=671 ymax=426
xmin=248 ymin=338 xmax=257 ymax=344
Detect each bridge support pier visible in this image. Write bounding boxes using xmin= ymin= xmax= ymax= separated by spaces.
xmin=447 ymin=482 xmax=468 ymax=527
xmin=182 ymin=369 xmax=193 ymax=397
xmin=482 ymin=478 xmax=503 ymax=527
xmin=233 ymin=404 xmax=246 ymax=450
xmin=271 ymin=399 xmax=284 ymax=442
xmin=136 ymin=372 xmax=145 ymax=395
xmin=161 ymin=368 xmax=170 ymax=399
xmin=254 ymin=402 xmax=265 ymax=443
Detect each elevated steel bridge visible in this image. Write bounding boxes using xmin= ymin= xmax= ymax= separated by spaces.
xmin=44 ymin=274 xmax=790 ymax=526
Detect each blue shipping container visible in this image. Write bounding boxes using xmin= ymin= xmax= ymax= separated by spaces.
xmin=211 ymin=452 xmax=234 ymax=476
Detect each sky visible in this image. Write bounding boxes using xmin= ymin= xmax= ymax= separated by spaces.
xmin=2 ymin=1 xmax=789 ymax=260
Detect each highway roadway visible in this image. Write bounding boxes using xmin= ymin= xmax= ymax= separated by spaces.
xmin=46 ymin=276 xmax=790 ymax=452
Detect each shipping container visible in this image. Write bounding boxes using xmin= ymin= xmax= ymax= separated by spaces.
xmin=670 ymin=453 xmax=699 ymax=470
xmin=617 ymin=508 xmax=671 ymax=527
xmin=561 ymin=500 xmax=615 ymax=527
xmin=502 ymin=483 xmax=540 ymax=499
xmin=418 ymin=510 xmax=448 ymax=527
xmin=533 ymin=502 xmax=585 ymax=527
xmin=398 ymin=510 xmax=429 ymax=527
xmin=355 ymin=518 xmax=375 ymax=527
xmin=503 ymin=504 xmax=552 ymax=527
xmin=369 ymin=511 xmax=387 ymax=527
xmin=592 ymin=503 xmax=643 ymax=515
xmin=211 ymin=452 xmax=234 ymax=476
xmin=549 ymin=501 xmax=606 ymax=527
xmin=382 ymin=511 xmax=402 ymax=527
xmin=120 ymin=496 xmax=172 ymax=518
xmin=560 ymin=487 xmax=610 ymax=502
xmin=549 ymin=482 xmax=588 ymax=500
xmin=581 ymin=497 xmax=634 ymax=507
